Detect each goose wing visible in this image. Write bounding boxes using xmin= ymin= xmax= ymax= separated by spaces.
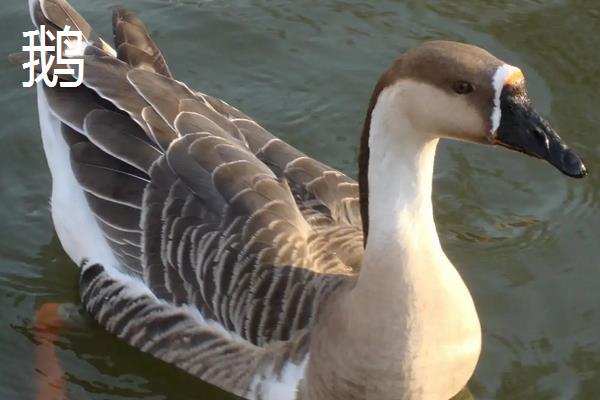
xmin=75 ymin=63 xmax=357 ymax=343
xmin=25 ymin=1 xmax=365 ymax=393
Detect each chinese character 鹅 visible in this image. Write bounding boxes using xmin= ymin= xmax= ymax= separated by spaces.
xmin=22 ymin=24 xmax=84 ymax=88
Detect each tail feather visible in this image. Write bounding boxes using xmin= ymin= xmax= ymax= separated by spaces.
xmin=29 ymin=0 xmax=116 ymax=56
xmin=113 ymin=7 xmax=173 ymax=77
xmin=27 ymin=0 xmax=173 ymax=79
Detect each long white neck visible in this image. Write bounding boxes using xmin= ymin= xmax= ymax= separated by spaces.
xmin=358 ymin=83 xmax=445 ymax=295
xmin=362 ymin=106 xmax=439 ymax=270
xmin=302 ymin=82 xmax=481 ymax=400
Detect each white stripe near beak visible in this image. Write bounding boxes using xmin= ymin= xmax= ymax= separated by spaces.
xmin=491 ymin=64 xmax=524 ymax=134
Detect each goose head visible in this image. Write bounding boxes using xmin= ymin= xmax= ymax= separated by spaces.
xmin=359 ymin=40 xmax=587 ymax=240
xmin=371 ymin=40 xmax=586 ymax=176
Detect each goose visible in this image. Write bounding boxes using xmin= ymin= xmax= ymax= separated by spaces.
xmin=14 ymin=0 xmax=587 ymax=399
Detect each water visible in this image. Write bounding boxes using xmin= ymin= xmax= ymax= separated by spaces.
xmin=1 ymin=0 xmax=598 ymax=399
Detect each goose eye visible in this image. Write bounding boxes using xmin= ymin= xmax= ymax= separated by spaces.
xmin=453 ymin=80 xmax=474 ymax=95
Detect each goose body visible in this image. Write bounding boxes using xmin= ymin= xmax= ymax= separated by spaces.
xmin=17 ymin=1 xmax=587 ymax=399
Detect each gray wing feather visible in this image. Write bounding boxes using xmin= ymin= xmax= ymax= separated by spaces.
xmin=129 ymin=69 xmax=249 ymax=146
xmin=84 ymin=109 xmax=162 ymax=173
xmin=79 ymin=263 xmax=309 ymax=399
xmin=142 ymin=106 xmax=179 ymax=151
xmin=37 ymin=0 xmax=98 ymax=41
xmin=127 ymin=68 xmax=195 ymax=129
xmin=113 ymin=7 xmax=172 ymax=77
xmin=70 ymin=153 xmax=147 ymax=209
xmin=42 ymin=84 xmax=116 ymax=132
xmin=81 ymin=55 xmax=149 ymax=126
xmin=32 ymin=0 xmax=115 ymax=55
xmin=69 ymin=139 xmax=146 ymax=273
xmin=175 ymin=111 xmax=239 ymax=142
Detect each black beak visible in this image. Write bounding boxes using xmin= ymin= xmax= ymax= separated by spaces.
xmin=493 ymin=85 xmax=587 ymax=178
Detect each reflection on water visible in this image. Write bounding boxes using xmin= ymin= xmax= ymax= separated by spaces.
xmin=0 ymin=0 xmax=598 ymax=399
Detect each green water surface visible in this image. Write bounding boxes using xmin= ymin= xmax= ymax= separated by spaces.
xmin=1 ymin=0 xmax=599 ymax=399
